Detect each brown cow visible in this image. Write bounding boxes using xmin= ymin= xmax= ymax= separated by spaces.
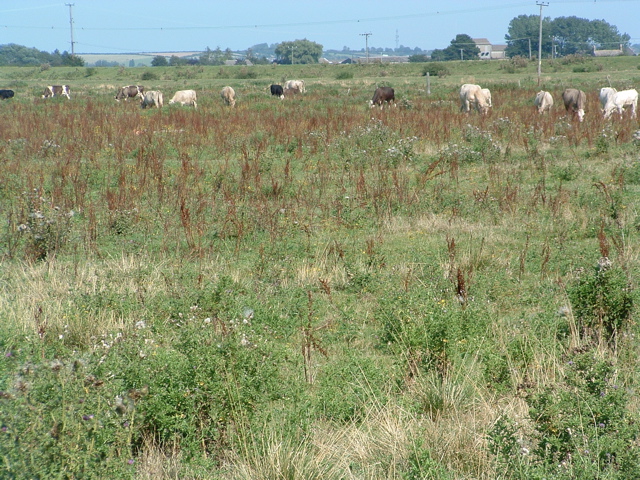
xmin=115 ymin=85 xmax=144 ymax=101
xmin=562 ymin=88 xmax=586 ymax=122
xmin=370 ymin=87 xmax=395 ymax=108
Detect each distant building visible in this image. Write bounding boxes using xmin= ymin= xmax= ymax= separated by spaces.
xmin=356 ymin=55 xmax=409 ymax=64
xmin=473 ymin=38 xmax=507 ymax=60
xmin=592 ymin=44 xmax=634 ymax=57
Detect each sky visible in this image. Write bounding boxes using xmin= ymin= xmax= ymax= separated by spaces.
xmin=1 ymin=0 xmax=639 ymax=54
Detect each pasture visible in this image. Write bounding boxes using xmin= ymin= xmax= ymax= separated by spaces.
xmin=1 ymin=56 xmax=640 ymax=479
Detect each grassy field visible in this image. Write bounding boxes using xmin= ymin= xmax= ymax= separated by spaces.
xmin=1 ymin=56 xmax=640 ymax=479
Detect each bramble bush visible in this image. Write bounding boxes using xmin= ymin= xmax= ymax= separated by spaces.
xmin=488 ymin=347 xmax=640 ymax=479
xmin=567 ymin=258 xmax=634 ymax=347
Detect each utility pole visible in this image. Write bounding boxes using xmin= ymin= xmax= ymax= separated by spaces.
xmin=536 ymin=1 xmax=549 ymax=85
xmin=528 ymin=38 xmax=532 ymax=59
xmin=66 ymin=3 xmax=75 ymax=55
xmin=360 ymin=32 xmax=372 ymax=63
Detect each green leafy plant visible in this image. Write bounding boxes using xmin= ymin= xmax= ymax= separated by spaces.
xmin=567 ymin=258 xmax=634 ymax=346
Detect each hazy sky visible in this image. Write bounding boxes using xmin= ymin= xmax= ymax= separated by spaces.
xmin=1 ymin=1 xmax=639 ymax=54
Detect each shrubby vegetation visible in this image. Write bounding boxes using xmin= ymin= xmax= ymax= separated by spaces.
xmin=0 ymin=59 xmax=639 ymax=479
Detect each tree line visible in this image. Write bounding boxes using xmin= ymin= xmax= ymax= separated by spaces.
xmin=505 ymin=15 xmax=630 ymax=58
xmin=0 ymin=43 xmax=84 ymax=67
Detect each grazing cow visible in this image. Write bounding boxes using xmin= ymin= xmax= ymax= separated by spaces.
xmin=602 ymin=89 xmax=638 ymax=119
xmin=115 ymin=85 xmax=144 ymax=101
xmin=140 ymin=90 xmax=163 ymax=109
xmin=169 ymin=89 xmax=197 ymax=108
xmin=42 ymin=85 xmax=71 ymax=99
xmin=284 ymin=79 xmax=305 ymax=93
xmin=562 ymin=88 xmax=586 ymax=122
xmin=220 ymin=86 xmax=236 ymax=107
xmin=270 ymin=84 xmax=284 ymax=99
xmin=534 ymin=90 xmax=554 ymax=114
xmin=599 ymin=87 xmax=616 ymax=111
xmin=370 ymin=87 xmax=396 ymax=108
xmin=0 ymin=89 xmax=15 ymax=100
xmin=283 ymin=86 xmax=300 ymax=98
xmin=459 ymin=84 xmax=489 ymax=115
xmin=481 ymin=88 xmax=492 ymax=108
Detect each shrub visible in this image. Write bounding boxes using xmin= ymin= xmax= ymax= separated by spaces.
xmin=527 ymin=348 xmax=640 ymax=478
xmin=335 ymin=70 xmax=353 ymax=80
xmin=422 ymin=63 xmax=450 ymax=77
xmin=408 ymin=54 xmax=430 ymax=63
xmin=14 ymin=189 xmax=75 ymax=261
xmin=489 ymin=348 xmax=640 ymax=479
xmin=567 ymin=258 xmax=634 ymax=346
xmin=510 ymin=55 xmax=529 ymax=68
xmin=141 ymin=71 xmax=158 ymax=81
xmin=236 ymin=67 xmax=258 ymax=79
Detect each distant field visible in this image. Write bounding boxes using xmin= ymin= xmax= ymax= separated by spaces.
xmin=0 ymin=54 xmax=639 ymax=99
xmin=1 ymin=57 xmax=640 ymax=479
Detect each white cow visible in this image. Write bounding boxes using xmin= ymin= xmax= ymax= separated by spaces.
xmin=140 ymin=90 xmax=163 ymax=109
xmin=221 ymin=86 xmax=236 ymax=107
xmin=481 ymin=88 xmax=492 ymax=108
xmin=284 ymin=79 xmax=306 ymax=94
xmin=599 ymin=87 xmax=617 ymax=111
xmin=534 ymin=90 xmax=554 ymax=114
xmin=459 ymin=84 xmax=489 ymax=115
xmin=602 ymin=89 xmax=638 ymax=119
xmin=169 ymin=90 xmax=197 ymax=108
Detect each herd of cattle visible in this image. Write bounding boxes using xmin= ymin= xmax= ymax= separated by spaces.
xmin=0 ymin=81 xmax=637 ymax=121
xmin=458 ymin=82 xmax=637 ymax=121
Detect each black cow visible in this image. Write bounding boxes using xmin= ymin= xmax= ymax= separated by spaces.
xmin=270 ymin=84 xmax=284 ymax=98
xmin=0 ymin=89 xmax=15 ymax=100
xmin=370 ymin=87 xmax=395 ymax=108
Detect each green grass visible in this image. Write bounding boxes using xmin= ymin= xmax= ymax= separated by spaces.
xmin=1 ymin=57 xmax=639 ymax=479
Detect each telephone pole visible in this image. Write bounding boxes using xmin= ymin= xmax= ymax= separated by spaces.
xmin=66 ymin=3 xmax=75 ymax=55
xmin=536 ymin=1 xmax=549 ymax=85
xmin=360 ymin=32 xmax=372 ymax=63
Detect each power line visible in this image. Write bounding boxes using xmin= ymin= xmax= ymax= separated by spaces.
xmin=537 ymin=1 xmax=549 ymax=85
xmin=66 ymin=3 xmax=75 ymax=56
xmin=360 ymin=32 xmax=372 ymax=63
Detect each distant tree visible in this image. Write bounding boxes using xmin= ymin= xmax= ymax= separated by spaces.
xmin=0 ymin=43 xmax=85 ymax=66
xmin=129 ymin=59 xmax=135 ymax=67
xmin=505 ymin=15 xmax=630 ymax=58
xmin=245 ymin=48 xmax=269 ymax=65
xmin=505 ymin=15 xmax=551 ymax=58
xmin=151 ymin=55 xmax=168 ymax=66
xmin=430 ymin=34 xmax=480 ymax=61
xmin=59 ymin=51 xmax=84 ymax=66
xmin=408 ymin=54 xmax=429 ymax=63
xmin=248 ymin=43 xmax=276 ymax=57
xmin=275 ymin=39 xmax=323 ymax=64
xmin=169 ymin=55 xmax=187 ymax=66
xmin=551 ymin=16 xmax=630 ymax=56
xmin=95 ymin=60 xmax=121 ymax=67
